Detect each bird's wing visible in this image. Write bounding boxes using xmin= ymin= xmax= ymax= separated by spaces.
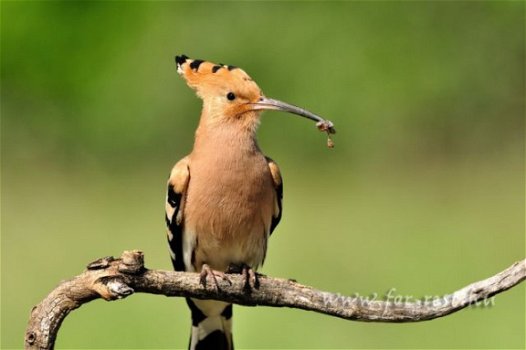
xmin=266 ymin=157 xmax=283 ymax=236
xmin=165 ymin=156 xmax=190 ymax=271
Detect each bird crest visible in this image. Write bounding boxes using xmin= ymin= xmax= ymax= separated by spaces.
xmin=175 ymin=55 xmax=261 ymax=102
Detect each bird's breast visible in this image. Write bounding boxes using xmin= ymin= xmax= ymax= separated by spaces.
xmin=183 ymin=151 xmax=275 ymax=271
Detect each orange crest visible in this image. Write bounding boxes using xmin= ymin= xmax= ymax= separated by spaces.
xmin=175 ymin=55 xmax=262 ymax=103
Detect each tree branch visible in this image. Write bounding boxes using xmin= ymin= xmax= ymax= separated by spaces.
xmin=25 ymin=250 xmax=526 ymax=350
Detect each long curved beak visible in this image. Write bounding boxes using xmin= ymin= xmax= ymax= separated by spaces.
xmin=249 ymin=97 xmax=336 ymax=134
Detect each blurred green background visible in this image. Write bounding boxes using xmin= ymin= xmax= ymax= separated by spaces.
xmin=1 ymin=1 xmax=524 ymax=349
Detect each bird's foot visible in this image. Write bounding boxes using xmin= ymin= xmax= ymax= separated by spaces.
xmin=227 ymin=263 xmax=260 ymax=291
xmin=199 ymin=264 xmax=231 ymax=289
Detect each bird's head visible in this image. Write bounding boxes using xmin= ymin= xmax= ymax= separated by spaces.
xmin=175 ymin=55 xmax=335 ymax=135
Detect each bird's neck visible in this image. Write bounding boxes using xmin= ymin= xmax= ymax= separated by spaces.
xmin=192 ymin=108 xmax=261 ymax=156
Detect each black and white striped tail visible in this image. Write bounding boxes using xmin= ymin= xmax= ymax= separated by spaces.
xmin=187 ymin=298 xmax=234 ymax=350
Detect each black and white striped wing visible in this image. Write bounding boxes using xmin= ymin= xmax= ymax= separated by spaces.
xmin=266 ymin=157 xmax=283 ymax=236
xmin=165 ymin=156 xmax=190 ymax=271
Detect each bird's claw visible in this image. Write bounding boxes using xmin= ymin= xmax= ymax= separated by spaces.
xmin=227 ymin=263 xmax=260 ymax=291
xmin=243 ymin=266 xmax=260 ymax=290
xmin=199 ymin=264 xmax=231 ymax=289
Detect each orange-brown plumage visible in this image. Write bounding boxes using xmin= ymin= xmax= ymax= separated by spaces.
xmin=170 ymin=56 xmax=279 ymax=275
xmin=166 ymin=55 xmax=328 ymax=350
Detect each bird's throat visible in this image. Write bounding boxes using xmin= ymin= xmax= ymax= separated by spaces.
xmin=194 ymin=108 xmax=261 ymax=156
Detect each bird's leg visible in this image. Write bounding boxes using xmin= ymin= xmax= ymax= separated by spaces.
xmin=227 ymin=263 xmax=260 ymax=291
xmin=243 ymin=265 xmax=260 ymax=290
xmin=199 ymin=263 xmax=231 ymax=289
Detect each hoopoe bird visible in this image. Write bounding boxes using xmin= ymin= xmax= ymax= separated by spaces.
xmin=165 ymin=55 xmax=335 ymax=350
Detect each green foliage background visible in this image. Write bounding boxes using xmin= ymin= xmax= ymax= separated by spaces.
xmin=2 ymin=1 xmax=524 ymax=349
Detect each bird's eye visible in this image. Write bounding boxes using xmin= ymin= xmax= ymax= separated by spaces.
xmin=226 ymin=92 xmax=236 ymax=101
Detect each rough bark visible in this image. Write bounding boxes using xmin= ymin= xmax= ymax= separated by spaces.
xmin=25 ymin=250 xmax=526 ymax=349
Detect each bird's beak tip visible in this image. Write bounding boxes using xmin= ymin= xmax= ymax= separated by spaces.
xmin=251 ymin=97 xmax=336 ymax=132
xmin=316 ymin=121 xmax=336 ymax=135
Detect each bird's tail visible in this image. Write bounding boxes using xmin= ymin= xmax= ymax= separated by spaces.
xmin=186 ymin=298 xmax=233 ymax=350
